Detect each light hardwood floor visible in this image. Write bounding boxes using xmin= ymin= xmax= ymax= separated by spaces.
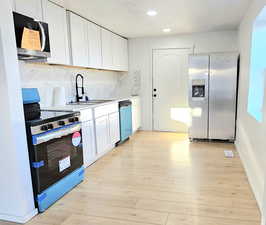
xmin=1 ymin=131 xmax=261 ymax=225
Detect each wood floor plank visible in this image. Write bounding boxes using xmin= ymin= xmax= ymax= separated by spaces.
xmin=52 ymin=202 xmax=168 ymax=225
xmin=166 ymin=213 xmax=260 ymax=225
xmin=136 ymin=199 xmax=260 ymax=221
xmin=26 ymin=209 xmax=72 ymax=225
xmin=82 ymin=176 xmax=254 ymax=200
xmin=75 ymin=184 xmax=258 ymax=209
xmin=61 ymin=214 xmax=157 ymax=225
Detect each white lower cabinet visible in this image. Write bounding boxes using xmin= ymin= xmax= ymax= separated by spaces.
xmin=95 ymin=115 xmax=110 ymax=155
xmin=82 ymin=120 xmax=96 ymax=167
xmin=109 ymin=112 xmax=120 ymax=145
xmin=131 ymin=97 xmax=142 ymax=133
xmin=81 ymin=102 xmax=121 ymax=167
xmin=94 ymin=103 xmax=120 ymax=157
xmin=79 ymin=109 xmax=96 ymax=168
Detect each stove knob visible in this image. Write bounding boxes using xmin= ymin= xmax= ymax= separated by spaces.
xmin=74 ymin=117 xmax=79 ymax=122
xmin=69 ymin=118 xmax=75 ymax=123
xmin=58 ymin=121 xmax=65 ymax=126
xmin=47 ymin=124 xmax=54 ymax=130
xmin=40 ymin=125 xmax=48 ymax=131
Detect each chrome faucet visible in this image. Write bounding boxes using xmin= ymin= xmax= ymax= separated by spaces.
xmin=75 ymin=74 xmax=84 ymax=102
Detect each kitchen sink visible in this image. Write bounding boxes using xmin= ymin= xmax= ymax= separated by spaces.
xmin=68 ymin=100 xmax=113 ymax=105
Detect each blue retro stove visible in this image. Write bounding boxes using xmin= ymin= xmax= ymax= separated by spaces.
xmin=22 ymin=88 xmax=84 ymax=212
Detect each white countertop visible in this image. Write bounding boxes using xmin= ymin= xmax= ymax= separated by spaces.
xmin=42 ymin=96 xmax=140 ymax=112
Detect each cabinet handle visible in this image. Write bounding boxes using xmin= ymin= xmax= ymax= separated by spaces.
xmin=153 ymin=94 xmax=157 ymax=97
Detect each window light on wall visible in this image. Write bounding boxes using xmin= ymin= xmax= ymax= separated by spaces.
xmin=248 ymin=7 xmax=266 ymax=122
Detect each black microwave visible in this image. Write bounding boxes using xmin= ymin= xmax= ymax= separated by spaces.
xmin=13 ymin=12 xmax=51 ymax=61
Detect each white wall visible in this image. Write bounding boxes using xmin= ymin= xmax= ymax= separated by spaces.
xmin=236 ymin=0 xmax=266 ymax=215
xmin=19 ymin=62 xmax=127 ymax=105
xmin=0 ymin=0 xmax=37 ymax=223
xmin=127 ymin=30 xmax=239 ymax=130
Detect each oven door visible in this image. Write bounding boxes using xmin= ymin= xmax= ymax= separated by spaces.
xmin=31 ymin=123 xmax=83 ymax=193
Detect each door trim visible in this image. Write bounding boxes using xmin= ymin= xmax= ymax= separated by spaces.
xmin=151 ymin=47 xmax=193 ymax=131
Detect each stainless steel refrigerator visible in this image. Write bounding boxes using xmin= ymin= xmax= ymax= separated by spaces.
xmin=188 ymin=53 xmax=238 ymax=141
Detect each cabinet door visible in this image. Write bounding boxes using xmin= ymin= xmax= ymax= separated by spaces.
xmin=88 ymin=22 xmax=102 ymax=69
xmin=69 ymin=12 xmax=89 ymax=67
xmin=112 ymin=34 xmax=122 ymax=71
xmin=132 ymin=98 xmax=141 ymax=133
xmin=43 ymin=0 xmax=69 ymax=65
xmin=14 ymin=0 xmax=43 ymax=20
xmin=121 ymin=38 xmax=129 ymax=71
xmin=82 ymin=120 xmax=96 ymax=168
xmin=132 ymin=99 xmax=137 ymax=133
xmin=101 ymin=28 xmax=113 ymax=70
xmin=109 ymin=112 xmax=120 ymax=145
xmin=95 ymin=116 xmax=110 ymax=155
xmin=112 ymin=35 xmax=128 ymax=71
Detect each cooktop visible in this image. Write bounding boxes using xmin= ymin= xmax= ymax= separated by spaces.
xmin=26 ymin=110 xmax=80 ymax=127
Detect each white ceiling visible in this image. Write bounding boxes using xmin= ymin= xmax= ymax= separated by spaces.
xmin=64 ymin=0 xmax=251 ymax=38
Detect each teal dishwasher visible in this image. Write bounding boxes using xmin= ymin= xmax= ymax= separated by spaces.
xmin=119 ymin=100 xmax=133 ymax=143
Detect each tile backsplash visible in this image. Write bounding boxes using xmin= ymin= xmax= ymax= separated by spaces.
xmin=19 ymin=62 xmax=128 ymax=105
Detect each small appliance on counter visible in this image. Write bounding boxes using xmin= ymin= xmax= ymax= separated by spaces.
xmin=118 ymin=100 xmax=133 ymax=144
xmin=22 ymin=88 xmax=84 ymax=212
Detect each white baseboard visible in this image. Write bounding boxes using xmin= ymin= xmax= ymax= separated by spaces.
xmin=0 ymin=208 xmax=38 ymax=224
xmin=235 ymin=123 xmax=264 ymax=211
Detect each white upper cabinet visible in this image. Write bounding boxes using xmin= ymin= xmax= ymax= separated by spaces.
xmin=112 ymin=34 xmax=122 ymax=70
xmin=68 ymin=12 xmax=89 ymax=67
xmin=101 ymin=28 xmax=113 ymax=70
xmin=14 ymin=0 xmax=129 ymax=71
xmin=14 ymin=0 xmax=43 ymax=20
xmin=87 ymin=22 xmax=102 ymax=69
xmin=102 ymin=28 xmax=128 ymax=71
xmin=121 ymin=38 xmax=129 ymax=71
xmin=113 ymin=34 xmax=128 ymax=71
xmin=42 ymin=0 xmax=69 ymax=65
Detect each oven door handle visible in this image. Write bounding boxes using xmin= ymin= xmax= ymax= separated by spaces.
xmin=32 ymin=124 xmax=81 ymax=145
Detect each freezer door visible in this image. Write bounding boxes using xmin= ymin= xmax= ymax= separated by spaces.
xmin=209 ymin=53 xmax=238 ymax=140
xmin=188 ymin=55 xmax=209 ymax=139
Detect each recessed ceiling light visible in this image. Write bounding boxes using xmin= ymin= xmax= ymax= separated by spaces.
xmin=147 ymin=10 xmax=157 ymax=16
xmin=163 ymin=28 xmax=171 ymax=33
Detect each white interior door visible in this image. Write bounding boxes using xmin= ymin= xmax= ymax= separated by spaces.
xmin=153 ymin=49 xmax=191 ymax=132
